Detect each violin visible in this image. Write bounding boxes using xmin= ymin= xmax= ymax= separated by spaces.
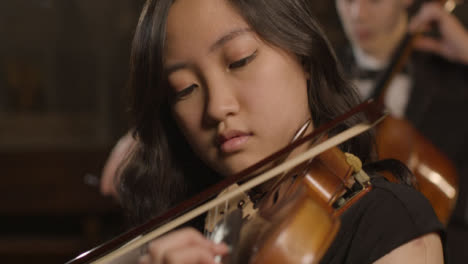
xmin=368 ymin=0 xmax=462 ymax=225
xmin=225 ymin=146 xmax=373 ymax=264
xmin=66 ymin=99 xmax=386 ymax=264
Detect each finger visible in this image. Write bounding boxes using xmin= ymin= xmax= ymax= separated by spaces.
xmin=100 ymin=132 xmax=135 ymax=196
xmin=412 ymin=36 xmax=444 ymax=55
xmin=163 ymin=246 xmax=223 ymax=264
xmin=211 ymin=242 xmax=229 ymax=256
xmin=147 ymin=228 xmax=213 ymax=262
xmin=148 ymin=242 xmax=229 ymax=264
xmin=409 ymin=2 xmax=444 ymax=33
xmin=138 ymin=254 xmax=151 ymax=264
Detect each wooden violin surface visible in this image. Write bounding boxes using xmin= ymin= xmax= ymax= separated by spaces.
xmin=376 ymin=116 xmax=458 ymax=225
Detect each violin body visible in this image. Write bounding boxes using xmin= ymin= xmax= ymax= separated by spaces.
xmin=376 ymin=116 xmax=458 ymax=225
xmin=243 ymin=147 xmax=371 ymax=264
xmin=249 ymin=187 xmax=340 ymax=264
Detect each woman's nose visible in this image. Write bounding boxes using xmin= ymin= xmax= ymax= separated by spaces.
xmin=203 ymin=79 xmax=240 ymax=124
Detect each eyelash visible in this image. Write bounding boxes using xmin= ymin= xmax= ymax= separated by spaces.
xmin=229 ymin=50 xmax=257 ymax=70
xmin=173 ymin=50 xmax=258 ymax=101
xmin=173 ymin=84 xmax=197 ymax=101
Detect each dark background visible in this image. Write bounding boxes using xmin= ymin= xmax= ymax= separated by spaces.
xmin=0 ymin=1 xmax=467 ymax=263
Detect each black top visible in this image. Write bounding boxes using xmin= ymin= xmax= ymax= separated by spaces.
xmin=339 ymin=47 xmax=468 ymax=226
xmin=320 ymin=176 xmax=444 ymax=264
xmin=338 ymin=46 xmax=468 ymax=263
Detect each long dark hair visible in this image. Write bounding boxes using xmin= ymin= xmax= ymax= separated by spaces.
xmin=119 ymin=0 xmax=376 ymax=225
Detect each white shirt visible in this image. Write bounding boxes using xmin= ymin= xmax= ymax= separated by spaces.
xmin=352 ymin=47 xmax=412 ymax=119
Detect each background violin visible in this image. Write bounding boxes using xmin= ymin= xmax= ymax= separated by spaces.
xmin=367 ymin=0 xmax=462 ymax=225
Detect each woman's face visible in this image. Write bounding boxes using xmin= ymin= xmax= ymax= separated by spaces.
xmin=165 ymin=0 xmax=311 ymax=177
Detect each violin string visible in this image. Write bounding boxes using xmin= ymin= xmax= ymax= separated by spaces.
xmin=213 ymin=205 xmax=218 ymax=239
xmin=265 ymin=119 xmax=312 ymax=193
xmin=206 ymin=205 xmax=214 ymax=238
xmin=204 ymin=215 xmax=208 ymax=237
xmin=223 ymin=199 xmax=228 ymax=229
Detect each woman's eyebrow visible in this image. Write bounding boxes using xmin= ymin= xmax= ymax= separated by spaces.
xmin=165 ymin=62 xmax=187 ymax=76
xmin=208 ymin=28 xmax=252 ymax=53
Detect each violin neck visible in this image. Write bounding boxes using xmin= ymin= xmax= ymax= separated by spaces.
xmin=369 ymin=32 xmax=414 ymax=102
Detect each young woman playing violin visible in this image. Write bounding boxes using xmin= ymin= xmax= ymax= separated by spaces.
xmin=117 ymin=0 xmax=447 ymax=263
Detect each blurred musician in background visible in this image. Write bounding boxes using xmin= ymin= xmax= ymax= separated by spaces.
xmin=334 ymin=0 xmax=468 ymax=262
xmin=100 ymin=131 xmax=137 ymax=200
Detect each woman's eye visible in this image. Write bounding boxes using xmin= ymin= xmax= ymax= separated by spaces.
xmin=228 ymin=50 xmax=257 ymax=70
xmin=174 ymin=84 xmax=197 ymax=101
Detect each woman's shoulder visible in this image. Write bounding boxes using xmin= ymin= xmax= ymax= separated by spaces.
xmin=320 ymin=176 xmax=444 ymax=264
xmin=363 ymin=176 xmax=442 ymax=229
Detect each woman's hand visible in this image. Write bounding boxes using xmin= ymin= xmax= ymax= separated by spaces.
xmin=138 ymin=228 xmax=229 ymax=264
xmin=409 ymin=2 xmax=468 ymax=65
xmin=100 ymin=131 xmax=136 ymax=199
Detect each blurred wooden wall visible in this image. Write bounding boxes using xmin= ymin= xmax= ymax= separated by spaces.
xmin=0 ymin=0 xmax=144 ymax=263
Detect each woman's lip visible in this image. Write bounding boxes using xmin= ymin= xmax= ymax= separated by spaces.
xmin=220 ymin=134 xmax=250 ymax=153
